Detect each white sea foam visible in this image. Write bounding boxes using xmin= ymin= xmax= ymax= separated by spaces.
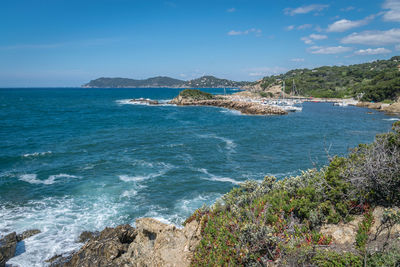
xmin=23 ymin=151 xmax=52 ymax=158
xmin=115 ymin=99 xmax=174 ymax=106
xmin=383 ymin=118 xmax=400 ymax=121
xmin=115 ymin=99 xmax=140 ymax=105
xmin=2 ymin=196 xmax=127 ymax=267
xmin=197 ymin=168 xmax=241 ymax=185
xmin=220 ymin=109 xmax=242 ymax=116
xmin=197 ymin=133 xmax=237 ymax=152
xmin=19 ymin=173 xmax=79 ymax=185
xmin=121 ymin=189 xmax=138 ymax=198
xmin=119 ymin=162 xmax=173 ymax=183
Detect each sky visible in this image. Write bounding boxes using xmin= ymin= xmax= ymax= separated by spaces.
xmin=1 ymin=0 xmax=400 ymax=87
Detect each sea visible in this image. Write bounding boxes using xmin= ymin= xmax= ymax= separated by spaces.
xmin=0 ymin=88 xmax=398 ymax=266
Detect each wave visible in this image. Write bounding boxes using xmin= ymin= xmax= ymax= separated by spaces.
xmin=19 ymin=173 xmax=79 ymax=185
xmin=115 ymin=99 xmax=175 ymax=106
xmin=119 ymin=162 xmax=173 ymax=183
xmin=121 ymin=189 xmax=138 ymax=198
xmin=2 ymin=196 xmax=128 ymax=267
xmin=197 ymin=168 xmax=241 ymax=185
xmin=22 ymin=151 xmax=52 ymax=158
xmin=197 ymin=133 xmax=237 ymax=152
xmin=220 ymin=109 xmax=242 ymax=116
xmin=383 ymin=118 xmax=400 ymax=121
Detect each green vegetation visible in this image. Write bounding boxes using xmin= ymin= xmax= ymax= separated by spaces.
xmin=83 ymin=75 xmax=250 ymax=88
xmin=184 ymin=75 xmax=249 ymax=88
xmin=257 ymin=56 xmax=400 ymax=101
xmin=188 ymin=121 xmax=400 ymax=266
xmin=178 ymin=89 xmax=214 ymax=100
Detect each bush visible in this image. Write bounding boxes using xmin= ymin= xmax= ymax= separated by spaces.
xmin=178 ymin=89 xmax=214 ymax=100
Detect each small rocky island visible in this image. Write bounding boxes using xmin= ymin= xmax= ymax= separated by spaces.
xmin=168 ymin=89 xmax=287 ymax=115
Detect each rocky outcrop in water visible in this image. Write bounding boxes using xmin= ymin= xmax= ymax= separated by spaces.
xmin=129 ymin=98 xmax=159 ymax=105
xmin=51 ymin=218 xmax=201 ymax=267
xmin=169 ymin=93 xmax=287 ymax=115
xmin=0 ymin=229 xmax=41 ymax=267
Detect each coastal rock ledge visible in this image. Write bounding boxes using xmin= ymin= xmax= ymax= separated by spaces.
xmin=49 ymin=218 xmax=201 ymax=267
xmin=169 ymin=89 xmax=287 ymax=115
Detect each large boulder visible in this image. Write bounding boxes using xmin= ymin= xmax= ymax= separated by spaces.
xmin=0 ymin=232 xmax=18 ymax=267
xmin=54 ymin=218 xmax=202 ymax=267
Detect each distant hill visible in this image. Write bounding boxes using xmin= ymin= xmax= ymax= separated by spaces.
xmin=83 ymin=76 xmax=250 ymax=88
xmin=248 ymin=56 xmax=400 ymax=102
xmin=82 ymin=76 xmax=185 ymax=88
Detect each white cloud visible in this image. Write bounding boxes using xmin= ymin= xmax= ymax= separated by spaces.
xmin=286 ymin=25 xmax=295 ymax=31
xmin=396 ymin=44 xmax=400 ymax=51
xmin=383 ymin=0 xmax=400 ymax=22
xmin=341 ymin=28 xmax=400 ymax=45
xmin=291 ymin=58 xmax=305 ymax=62
xmin=327 ymin=15 xmax=375 ymax=32
xmin=341 ymin=6 xmax=355 ymax=12
xmin=227 ymin=7 xmax=236 ymax=13
xmin=301 ymin=37 xmax=314 ymax=44
xmin=354 ymin=47 xmax=392 ymax=55
xmin=297 ymin=24 xmax=313 ymax=30
xmin=284 ymin=4 xmax=329 ymax=16
xmin=227 ymin=28 xmax=262 ymax=36
xmin=309 ymin=33 xmax=328 ymax=40
xmin=301 ymin=33 xmax=328 ymax=44
xmin=308 ymin=45 xmax=352 ymax=54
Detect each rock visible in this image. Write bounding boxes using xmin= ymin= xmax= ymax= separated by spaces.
xmin=56 ymin=218 xmax=202 ymax=267
xmin=129 ymin=98 xmax=159 ymax=105
xmin=56 ymin=224 xmax=136 ymax=267
xmin=119 ymin=218 xmax=201 ymax=267
xmin=356 ymin=102 xmax=382 ymax=110
xmin=0 ymin=232 xmax=18 ymax=267
xmin=16 ymin=229 xmax=41 ymax=242
xmin=320 ymin=206 xmax=400 ymax=252
xmin=169 ymin=98 xmax=287 ymax=115
xmin=382 ymin=100 xmax=400 ymax=113
xmin=78 ymin=231 xmax=99 ymax=243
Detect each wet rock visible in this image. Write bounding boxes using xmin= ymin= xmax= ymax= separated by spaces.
xmin=54 ymin=224 xmax=136 ymax=267
xmin=16 ymin=229 xmax=41 ymax=242
xmin=0 ymin=232 xmax=17 ymax=267
xmin=129 ymin=98 xmax=159 ymax=105
xmin=78 ymin=231 xmax=99 ymax=243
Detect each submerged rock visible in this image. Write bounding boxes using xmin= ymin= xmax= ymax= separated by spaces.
xmin=0 ymin=232 xmax=17 ymax=267
xmin=16 ymin=229 xmax=41 ymax=242
xmin=52 ymin=218 xmax=201 ymax=267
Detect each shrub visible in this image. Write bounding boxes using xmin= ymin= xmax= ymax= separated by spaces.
xmin=178 ymin=89 xmax=214 ymax=100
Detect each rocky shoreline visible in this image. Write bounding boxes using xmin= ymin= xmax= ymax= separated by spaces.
xmin=169 ymin=97 xmax=288 ymax=115
xmin=47 ymin=218 xmax=201 ymax=267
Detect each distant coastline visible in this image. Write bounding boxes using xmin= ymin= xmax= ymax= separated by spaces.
xmin=82 ymin=75 xmax=251 ymax=89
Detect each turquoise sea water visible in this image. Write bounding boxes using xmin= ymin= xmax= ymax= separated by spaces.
xmin=0 ymin=88 xmax=398 ymax=266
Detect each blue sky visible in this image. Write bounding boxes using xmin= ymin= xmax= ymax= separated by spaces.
xmin=1 ymin=0 xmax=400 ymax=87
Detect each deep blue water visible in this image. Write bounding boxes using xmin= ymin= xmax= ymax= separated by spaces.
xmin=0 ymin=88 xmax=398 ymax=266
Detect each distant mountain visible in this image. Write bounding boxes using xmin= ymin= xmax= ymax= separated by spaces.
xmin=82 ymin=76 xmax=185 ymax=88
xmin=82 ymin=75 xmax=250 ymax=88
